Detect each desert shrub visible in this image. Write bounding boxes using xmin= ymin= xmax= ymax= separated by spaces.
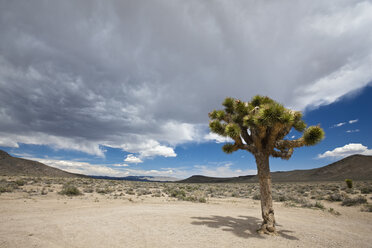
xmin=231 ymin=191 xmax=239 ymax=197
xmin=41 ymin=187 xmax=48 ymax=195
xmin=284 ymin=202 xmax=296 ymax=207
xmin=343 ymin=188 xmax=356 ymax=194
xmin=126 ymin=188 xmax=135 ymax=195
xmin=96 ymin=187 xmax=113 ymax=194
xmin=0 ymin=186 xmax=12 ymax=193
xmin=291 ymin=195 xmax=309 ymax=205
xmin=345 ymin=179 xmax=353 ymax=189
xmin=300 ymin=200 xmax=324 ymax=209
xmin=299 ymin=199 xmax=313 ymax=208
xmin=0 ymin=180 xmax=18 ymax=193
xmin=272 ymin=191 xmax=289 ymax=202
xmin=59 ymin=184 xmax=82 ymax=196
xmin=252 ymin=193 xmax=261 ymax=200
xmin=342 ymin=195 xmax=367 ymax=206
xmin=182 ymin=195 xmax=207 ymax=203
xmin=278 ymin=195 xmax=288 ymax=202
xmin=297 ymin=189 xmax=305 ymax=194
xmin=314 ymin=201 xmax=325 ymax=209
xmin=328 ymin=208 xmax=341 ymax=216
xmin=361 ymin=204 xmax=372 ymax=212
xmin=83 ymin=187 xmax=94 ymax=193
xmin=136 ymin=188 xmax=152 ymax=196
xmin=184 ymin=195 xmax=197 ymax=202
xmin=169 ymin=189 xmax=186 ymax=199
xmin=360 ymin=187 xmax=372 ymax=194
xmin=327 ymin=193 xmax=344 ymax=202
xmin=15 ymin=179 xmax=25 ymax=186
xmin=152 ymin=190 xmax=162 ymax=197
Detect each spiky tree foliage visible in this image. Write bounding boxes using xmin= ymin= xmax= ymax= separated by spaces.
xmin=209 ymin=95 xmax=324 ymax=234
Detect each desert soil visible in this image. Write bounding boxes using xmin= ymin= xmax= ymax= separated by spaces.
xmin=1 ymin=192 xmax=371 ymax=248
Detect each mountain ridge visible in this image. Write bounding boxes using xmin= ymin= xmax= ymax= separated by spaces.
xmin=1 ymin=150 xmax=371 ymax=182
xmin=179 ymin=154 xmax=372 ymax=183
xmin=0 ymin=150 xmax=85 ymax=178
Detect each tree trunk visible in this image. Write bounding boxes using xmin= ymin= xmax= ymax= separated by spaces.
xmin=255 ymin=153 xmax=276 ymax=234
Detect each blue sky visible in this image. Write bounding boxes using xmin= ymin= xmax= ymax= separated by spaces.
xmin=0 ymin=1 xmax=372 ymax=178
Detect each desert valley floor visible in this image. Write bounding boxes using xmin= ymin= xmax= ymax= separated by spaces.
xmin=1 ymin=177 xmax=372 ymax=248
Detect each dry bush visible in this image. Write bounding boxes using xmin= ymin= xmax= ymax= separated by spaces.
xmin=342 ymin=195 xmax=367 ymax=206
xmin=361 ymin=204 xmax=372 ymax=212
xmin=59 ymin=183 xmax=82 ymax=196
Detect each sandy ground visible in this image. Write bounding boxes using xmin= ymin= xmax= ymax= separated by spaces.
xmin=0 ymin=193 xmax=371 ymax=248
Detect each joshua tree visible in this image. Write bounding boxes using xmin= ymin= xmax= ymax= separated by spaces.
xmin=208 ymin=95 xmax=324 ymax=234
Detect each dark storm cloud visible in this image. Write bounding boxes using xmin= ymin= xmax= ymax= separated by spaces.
xmin=0 ymin=0 xmax=371 ymax=157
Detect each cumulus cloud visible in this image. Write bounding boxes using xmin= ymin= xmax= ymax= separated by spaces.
xmin=349 ymin=119 xmax=359 ymax=124
xmin=32 ymin=158 xmax=130 ymax=177
xmin=192 ymin=162 xmax=257 ymax=178
xmin=0 ymin=1 xmax=372 ymax=158
xmin=204 ymin=132 xmax=233 ymax=144
xmin=23 ymin=155 xmax=256 ymax=178
xmin=318 ymin=143 xmax=372 ymax=159
xmin=119 ymin=139 xmax=177 ymax=158
xmin=28 ymin=157 xmax=178 ymax=177
xmin=0 ymin=132 xmax=104 ymax=157
xmin=124 ymin=154 xmax=143 ymax=164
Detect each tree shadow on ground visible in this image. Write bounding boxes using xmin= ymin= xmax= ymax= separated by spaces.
xmin=190 ymin=215 xmax=298 ymax=240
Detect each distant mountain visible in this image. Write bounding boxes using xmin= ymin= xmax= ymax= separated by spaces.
xmin=0 ymin=150 xmax=179 ymax=181
xmin=270 ymin=154 xmax=372 ymax=182
xmin=90 ymin=175 xmax=179 ymax=182
xmin=0 ymin=150 xmax=84 ymax=178
xmin=2 ymin=149 xmax=371 ymax=182
xmin=178 ymin=175 xmax=255 ymax=183
xmin=179 ymin=154 xmax=372 ymax=183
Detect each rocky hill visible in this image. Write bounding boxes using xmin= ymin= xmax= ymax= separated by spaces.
xmin=179 ymin=154 xmax=372 ymax=183
xmin=0 ymin=150 xmax=84 ymax=178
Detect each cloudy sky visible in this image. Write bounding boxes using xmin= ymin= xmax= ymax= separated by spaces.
xmin=0 ymin=0 xmax=371 ymax=178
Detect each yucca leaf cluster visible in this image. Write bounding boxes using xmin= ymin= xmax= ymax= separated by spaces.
xmin=209 ymin=95 xmax=324 ymax=159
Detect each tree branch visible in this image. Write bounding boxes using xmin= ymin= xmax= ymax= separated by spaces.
xmin=241 ymin=143 xmax=257 ymax=154
xmin=275 ymin=138 xmax=305 ymax=150
xmin=271 ymin=148 xmax=293 ymax=160
xmin=266 ymin=124 xmax=282 ymax=152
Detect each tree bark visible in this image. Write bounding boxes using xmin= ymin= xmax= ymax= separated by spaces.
xmin=255 ymin=153 xmax=276 ymax=234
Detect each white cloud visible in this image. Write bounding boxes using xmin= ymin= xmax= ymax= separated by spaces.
xmin=349 ymin=119 xmax=358 ymax=124
xmin=346 ymin=129 xmax=360 ymax=133
xmin=24 ymin=155 xmax=256 ymax=179
xmin=112 ymin=163 xmax=129 ymax=167
xmin=204 ymin=132 xmax=233 ymax=143
xmin=332 ymin=122 xmax=346 ymax=128
xmin=119 ymin=139 xmax=177 ymax=158
xmin=192 ymin=162 xmax=256 ymax=178
xmin=331 ymin=119 xmax=359 ymax=128
xmin=31 ymin=158 xmax=130 ymax=177
xmin=158 ymin=122 xmax=203 ymax=145
xmin=124 ymin=154 xmax=143 ymax=164
xmin=29 ymin=157 xmax=178 ymax=177
xmin=0 ymin=136 xmax=19 ymax=148
xmin=0 ymin=132 xmax=104 ymax=157
xmin=292 ymin=55 xmax=372 ymax=110
xmin=318 ymin=143 xmax=372 ymax=159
